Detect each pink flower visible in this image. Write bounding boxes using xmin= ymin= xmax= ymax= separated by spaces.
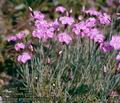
xmin=55 ymin=6 xmax=66 ymax=13
xmin=72 ymin=21 xmax=90 ymax=36
xmin=15 ymin=43 xmax=25 ymax=51
xmin=32 ymin=29 xmax=45 ymax=39
xmin=83 ymin=8 xmax=100 ymax=16
xmin=53 ymin=19 xmax=59 ymax=29
xmin=83 ymin=8 xmax=111 ymax=25
xmin=85 ymin=18 xmax=97 ymax=28
xmin=46 ymin=29 xmax=54 ymax=38
xmin=98 ymin=13 xmax=111 ymax=25
xmin=89 ymin=28 xmax=104 ymax=43
xmin=93 ymin=34 xmax=104 ymax=43
xmin=17 ymin=52 xmax=32 ymax=63
xmin=6 ymin=35 xmax=17 ymax=42
xmin=59 ymin=16 xmax=74 ymax=25
xmin=116 ymin=52 xmax=120 ymax=61
xmin=6 ymin=31 xmax=28 ymax=42
xmin=110 ymin=35 xmax=120 ymax=50
xmin=32 ymin=20 xmax=54 ymax=40
xmin=32 ymin=28 xmax=54 ymax=40
xmin=58 ymin=32 xmax=72 ymax=44
xmin=99 ymin=42 xmax=113 ymax=53
xmin=35 ymin=20 xmax=47 ymax=29
xmin=31 ymin=11 xmax=45 ymax=20
xmin=16 ymin=31 xmax=27 ymax=40
xmin=72 ymin=23 xmax=82 ymax=36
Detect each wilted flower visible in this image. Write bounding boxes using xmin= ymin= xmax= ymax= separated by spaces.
xmin=58 ymin=32 xmax=72 ymax=44
xmin=110 ymin=35 xmax=120 ymax=50
xmin=59 ymin=16 xmax=74 ymax=25
xmin=55 ymin=6 xmax=66 ymax=13
xmin=17 ymin=52 xmax=32 ymax=63
xmin=15 ymin=43 xmax=25 ymax=51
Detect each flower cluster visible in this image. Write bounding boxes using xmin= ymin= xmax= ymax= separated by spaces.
xmin=31 ymin=7 xmax=74 ymax=44
xmin=83 ymin=8 xmax=111 ymax=25
xmin=6 ymin=6 xmax=120 ymax=68
xmin=6 ymin=30 xmax=32 ymax=63
xmin=6 ymin=31 xmax=27 ymax=42
xmin=58 ymin=32 xmax=72 ymax=44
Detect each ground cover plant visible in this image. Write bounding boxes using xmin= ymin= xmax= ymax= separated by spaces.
xmin=1 ymin=0 xmax=120 ymax=103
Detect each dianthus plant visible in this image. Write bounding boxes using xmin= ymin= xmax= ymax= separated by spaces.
xmin=6 ymin=6 xmax=120 ymax=102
